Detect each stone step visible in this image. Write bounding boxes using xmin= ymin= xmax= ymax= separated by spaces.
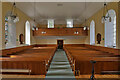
xmin=50 ymin=67 xmax=71 ymax=69
xmin=50 ymin=65 xmax=71 ymax=68
xmin=47 ymin=69 xmax=73 ymax=72
xmin=46 ymin=72 xmax=74 ymax=76
xmin=52 ymin=60 xmax=68 ymax=62
xmin=51 ymin=62 xmax=70 ymax=65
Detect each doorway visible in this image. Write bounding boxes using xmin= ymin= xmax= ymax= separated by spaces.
xmin=57 ymin=40 xmax=64 ymax=49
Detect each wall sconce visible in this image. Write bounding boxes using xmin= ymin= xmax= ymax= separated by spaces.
xmin=41 ymin=31 xmax=46 ymax=34
xmin=32 ymin=26 xmax=38 ymax=31
xmin=74 ymin=31 xmax=79 ymax=34
xmin=83 ymin=26 xmax=89 ymax=31
xmin=36 ymin=28 xmax=38 ymax=30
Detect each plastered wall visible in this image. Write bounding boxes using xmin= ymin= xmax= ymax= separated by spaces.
xmin=0 ymin=1 xmax=2 ymax=50
xmin=36 ymin=19 xmax=85 ymax=44
xmin=35 ymin=37 xmax=86 ymax=44
xmin=81 ymin=2 xmax=119 ymax=48
xmin=118 ymin=1 xmax=120 ymax=49
xmin=1 ymin=2 xmax=119 ymax=48
xmin=38 ymin=24 xmax=81 ymax=28
xmin=2 ymin=2 xmax=36 ymax=49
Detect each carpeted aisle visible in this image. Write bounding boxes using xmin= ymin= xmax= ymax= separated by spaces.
xmin=45 ymin=49 xmax=76 ymax=80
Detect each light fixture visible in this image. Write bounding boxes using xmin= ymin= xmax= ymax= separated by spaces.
xmin=101 ymin=2 xmax=111 ymax=23
xmin=32 ymin=24 xmax=38 ymax=31
xmin=32 ymin=19 xmax=38 ymax=31
xmin=41 ymin=31 xmax=46 ymax=34
xmin=74 ymin=31 xmax=79 ymax=34
xmin=10 ymin=2 xmax=19 ymax=23
xmin=83 ymin=1 xmax=89 ymax=31
xmin=32 ymin=0 xmax=38 ymax=31
xmin=83 ymin=19 xmax=89 ymax=31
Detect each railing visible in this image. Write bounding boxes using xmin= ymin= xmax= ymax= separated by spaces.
xmin=33 ymin=27 xmax=88 ymax=36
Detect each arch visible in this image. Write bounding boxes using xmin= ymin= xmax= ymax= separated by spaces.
xmin=25 ymin=21 xmax=31 ymax=45
xmin=90 ymin=20 xmax=95 ymax=45
xmin=105 ymin=9 xmax=116 ymax=48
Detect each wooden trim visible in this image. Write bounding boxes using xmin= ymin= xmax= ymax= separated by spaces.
xmin=34 ymin=44 xmax=57 ymax=47
xmin=33 ymin=28 xmax=88 ymax=36
xmin=63 ymin=44 xmax=85 ymax=47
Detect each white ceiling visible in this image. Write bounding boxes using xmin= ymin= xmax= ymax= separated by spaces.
xmin=15 ymin=2 xmax=104 ymax=24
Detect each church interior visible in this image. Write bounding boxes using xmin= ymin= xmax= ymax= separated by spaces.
xmin=0 ymin=0 xmax=120 ymax=80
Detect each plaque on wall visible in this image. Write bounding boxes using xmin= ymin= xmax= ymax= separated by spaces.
xmin=97 ymin=33 xmax=101 ymax=44
xmin=19 ymin=34 xmax=24 ymax=44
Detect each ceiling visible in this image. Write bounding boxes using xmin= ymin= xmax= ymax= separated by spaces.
xmin=15 ymin=2 xmax=105 ymax=24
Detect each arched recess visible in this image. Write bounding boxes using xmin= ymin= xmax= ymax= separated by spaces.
xmin=90 ymin=20 xmax=95 ymax=45
xmin=105 ymin=9 xmax=116 ymax=48
xmin=5 ymin=11 xmax=16 ymax=48
xmin=25 ymin=21 xmax=31 ymax=45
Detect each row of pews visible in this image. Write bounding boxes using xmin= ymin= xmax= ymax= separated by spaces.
xmin=63 ymin=44 xmax=120 ymax=75
xmin=1 ymin=45 xmax=57 ymax=75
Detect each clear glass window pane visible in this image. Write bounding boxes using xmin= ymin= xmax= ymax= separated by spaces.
xmin=67 ymin=19 xmax=73 ymax=28
xmin=48 ymin=19 xmax=54 ymax=28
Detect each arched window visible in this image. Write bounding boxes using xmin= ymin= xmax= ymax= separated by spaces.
xmin=90 ymin=20 xmax=95 ymax=45
xmin=5 ymin=17 xmax=9 ymax=46
xmin=25 ymin=21 xmax=30 ymax=45
xmin=5 ymin=13 xmax=16 ymax=48
xmin=105 ymin=9 xmax=116 ymax=48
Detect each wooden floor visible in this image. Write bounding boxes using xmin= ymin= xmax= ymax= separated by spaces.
xmin=2 ymin=74 xmax=120 ymax=79
xmin=75 ymin=75 xmax=120 ymax=79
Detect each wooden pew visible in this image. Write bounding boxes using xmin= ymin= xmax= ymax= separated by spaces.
xmin=2 ymin=60 xmax=46 ymax=75
xmin=2 ymin=69 xmax=31 ymax=75
xmin=63 ymin=46 xmax=120 ymax=75
xmin=1 ymin=45 xmax=33 ymax=57
xmin=84 ymin=44 xmax=120 ymax=56
xmin=1 ymin=46 xmax=57 ymax=75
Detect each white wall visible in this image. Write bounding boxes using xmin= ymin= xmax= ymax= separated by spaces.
xmin=118 ymin=2 xmax=120 ymax=49
xmin=0 ymin=1 xmax=2 ymax=50
xmin=0 ymin=1 xmax=2 ymax=79
xmin=2 ymin=2 xmax=36 ymax=49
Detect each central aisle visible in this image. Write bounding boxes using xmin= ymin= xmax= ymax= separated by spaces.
xmin=45 ymin=49 xmax=76 ymax=80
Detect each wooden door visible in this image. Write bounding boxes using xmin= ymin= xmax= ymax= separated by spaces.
xmin=57 ymin=40 xmax=63 ymax=49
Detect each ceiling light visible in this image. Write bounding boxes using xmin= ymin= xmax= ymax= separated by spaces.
xmin=83 ymin=26 xmax=89 ymax=31
xmin=83 ymin=1 xmax=89 ymax=31
xmin=10 ymin=2 xmax=19 ymax=23
xmin=101 ymin=2 xmax=111 ymax=23
xmin=32 ymin=0 xmax=38 ymax=31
